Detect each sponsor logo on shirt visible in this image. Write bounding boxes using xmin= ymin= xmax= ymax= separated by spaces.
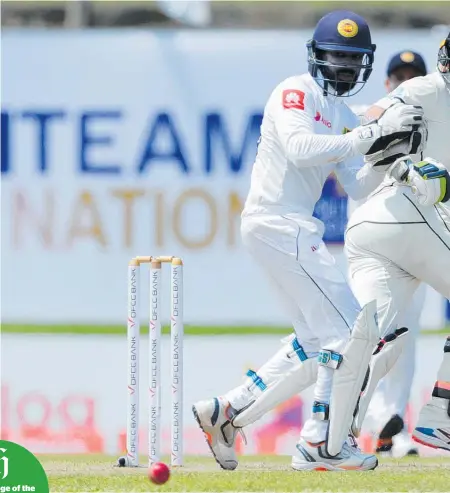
xmin=282 ymin=89 xmax=305 ymax=110
xmin=314 ymin=111 xmax=332 ymax=128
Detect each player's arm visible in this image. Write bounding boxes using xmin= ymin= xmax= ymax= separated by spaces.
xmin=334 ymin=156 xmax=385 ymax=200
xmin=365 ymin=75 xmax=436 ymax=123
xmin=334 ymin=108 xmax=426 ymax=201
xmin=274 ymin=85 xmax=425 ymax=168
xmin=273 ymin=87 xmax=356 ymax=166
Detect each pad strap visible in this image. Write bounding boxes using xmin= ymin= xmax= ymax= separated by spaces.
xmin=246 ymin=369 xmax=267 ymax=392
xmin=312 ymin=401 xmax=329 ymax=421
xmin=289 ymin=338 xmax=308 ymax=362
xmin=373 ymin=327 xmax=409 ymax=355
xmin=318 ymin=350 xmax=343 ymax=370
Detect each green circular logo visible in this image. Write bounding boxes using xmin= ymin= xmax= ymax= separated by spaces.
xmin=0 ymin=441 xmax=48 ymax=493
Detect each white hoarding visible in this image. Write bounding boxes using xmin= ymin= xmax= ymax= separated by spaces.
xmin=1 ymin=333 xmax=447 ymax=457
xmin=1 ymin=30 xmax=449 ymax=326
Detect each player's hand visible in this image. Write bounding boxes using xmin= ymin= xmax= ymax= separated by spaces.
xmin=408 ymin=158 xmax=450 ymax=206
xmin=384 ymin=156 xmax=412 ymax=182
xmin=388 ymin=157 xmax=450 ymax=206
xmin=364 ymin=121 xmax=428 ymax=172
xmin=351 ymin=103 xmax=426 ymax=158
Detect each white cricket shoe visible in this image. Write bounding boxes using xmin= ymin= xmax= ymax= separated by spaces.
xmin=292 ymin=438 xmax=378 ymax=472
xmin=413 ymin=400 xmax=450 ymax=452
xmin=192 ymin=397 xmax=240 ymax=470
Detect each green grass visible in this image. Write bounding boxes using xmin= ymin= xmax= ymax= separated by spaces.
xmin=41 ymin=454 xmax=450 ymax=492
xmin=1 ymin=324 xmax=291 ymax=336
xmin=1 ymin=323 xmax=449 ymax=336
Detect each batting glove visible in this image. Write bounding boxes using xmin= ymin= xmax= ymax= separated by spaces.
xmin=409 ymin=158 xmax=450 ymax=206
xmin=389 ymin=157 xmax=450 ymax=206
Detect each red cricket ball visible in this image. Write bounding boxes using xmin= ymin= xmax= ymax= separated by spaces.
xmin=148 ymin=462 xmax=170 ymax=485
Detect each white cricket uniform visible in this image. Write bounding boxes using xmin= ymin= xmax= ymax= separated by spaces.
xmin=346 ymin=72 xmax=450 ymax=345
xmin=348 ymin=104 xmax=426 ymax=435
xmin=241 ymin=72 xmax=383 ymax=354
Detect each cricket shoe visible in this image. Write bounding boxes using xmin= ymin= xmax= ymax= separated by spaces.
xmin=192 ymin=397 xmax=244 ymax=470
xmin=375 ymin=414 xmax=405 ymax=455
xmin=292 ymin=438 xmax=378 ymax=471
xmin=413 ymin=400 xmax=450 ymax=452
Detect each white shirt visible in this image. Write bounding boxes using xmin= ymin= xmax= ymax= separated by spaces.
xmin=348 ymin=71 xmax=450 ymax=226
xmin=242 ymin=73 xmax=383 ymax=235
xmin=389 ymin=71 xmax=450 ymax=170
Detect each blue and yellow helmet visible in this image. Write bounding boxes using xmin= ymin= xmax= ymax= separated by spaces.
xmin=307 ymin=10 xmax=376 ymax=97
xmin=438 ymin=32 xmax=450 ymax=85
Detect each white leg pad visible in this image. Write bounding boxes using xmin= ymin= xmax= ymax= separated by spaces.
xmin=327 ymin=300 xmax=380 ymax=456
xmin=232 ymin=357 xmax=318 ymax=428
xmin=352 ymin=327 xmax=410 ymax=437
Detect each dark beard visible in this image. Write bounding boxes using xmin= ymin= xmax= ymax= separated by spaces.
xmin=333 ymin=79 xmax=357 ymax=95
xmin=321 ymin=67 xmax=359 ymax=95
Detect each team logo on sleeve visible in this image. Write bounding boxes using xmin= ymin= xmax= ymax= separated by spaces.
xmin=337 ymin=19 xmax=358 ymax=38
xmin=282 ymin=89 xmax=305 ymax=110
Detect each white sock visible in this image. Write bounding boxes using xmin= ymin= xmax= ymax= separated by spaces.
xmin=301 ymin=418 xmax=329 ymax=443
xmin=224 ymin=384 xmax=254 ymax=411
xmin=313 ymin=365 xmax=333 ymax=403
xmin=300 ymin=366 xmax=333 ymax=443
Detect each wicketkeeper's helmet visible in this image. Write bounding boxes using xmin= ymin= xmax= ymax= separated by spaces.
xmin=307 ymin=10 xmax=376 ymax=98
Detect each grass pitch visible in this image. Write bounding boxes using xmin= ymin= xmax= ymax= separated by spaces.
xmin=42 ymin=454 xmax=450 ymax=492
xmin=2 ymin=324 xmax=449 ymax=336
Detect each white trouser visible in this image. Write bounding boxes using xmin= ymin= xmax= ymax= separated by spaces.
xmin=345 ymin=187 xmax=450 ymax=339
xmin=241 ymin=213 xmax=360 ymax=353
xmin=241 ymin=212 xmax=362 ymax=442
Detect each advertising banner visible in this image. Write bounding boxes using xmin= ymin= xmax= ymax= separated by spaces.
xmin=1 ymin=30 xmax=448 ymax=326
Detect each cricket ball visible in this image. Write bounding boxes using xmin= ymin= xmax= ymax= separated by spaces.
xmin=148 ymin=462 xmax=170 ymax=485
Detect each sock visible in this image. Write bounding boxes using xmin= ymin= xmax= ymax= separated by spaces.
xmin=300 ymin=363 xmax=334 ymax=443
xmin=224 ymin=384 xmax=254 ymax=411
xmin=313 ymin=365 xmax=333 ymax=403
xmin=301 ymin=418 xmax=329 ymax=443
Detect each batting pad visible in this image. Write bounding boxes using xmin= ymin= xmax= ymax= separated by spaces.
xmin=326 ymin=300 xmax=380 ymax=456
xmin=352 ymin=327 xmax=409 ymax=437
xmin=232 ymin=357 xmax=318 ymax=428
